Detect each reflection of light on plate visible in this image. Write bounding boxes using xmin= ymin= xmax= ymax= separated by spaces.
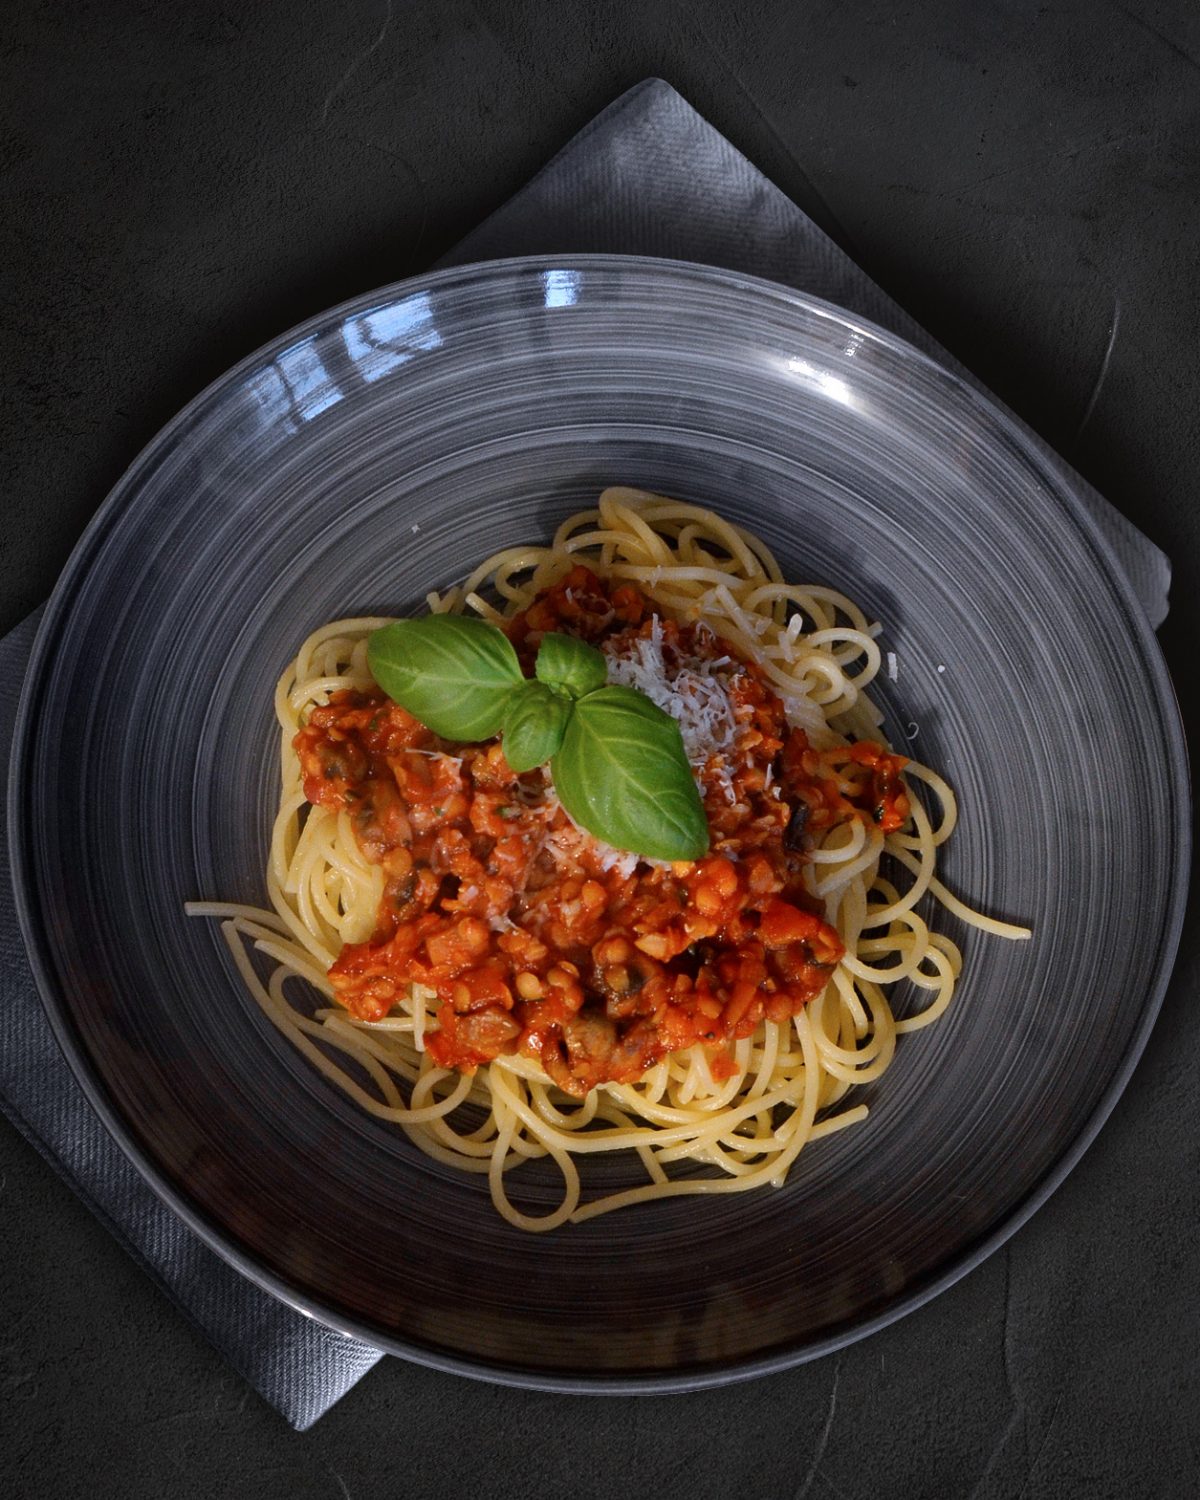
xmin=782 ymin=356 xmax=858 ymax=410
xmin=542 ymin=268 xmax=581 ymax=307
xmin=246 ymin=337 xmax=343 ymax=435
xmin=276 ymin=337 xmax=343 ymax=420
xmin=342 ymin=293 xmax=443 ymax=383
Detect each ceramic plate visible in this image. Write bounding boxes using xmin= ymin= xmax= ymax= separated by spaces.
xmin=9 ymin=257 xmax=1189 ymax=1389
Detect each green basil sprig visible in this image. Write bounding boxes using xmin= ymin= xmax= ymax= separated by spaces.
xmin=367 ymin=615 xmax=522 ymax=741
xmin=553 ymin=686 xmax=710 ymax=863
xmin=366 ymin=615 xmax=709 ymax=862
xmin=535 ymin=631 xmax=608 ymax=698
xmin=501 ymin=680 xmax=572 ymax=774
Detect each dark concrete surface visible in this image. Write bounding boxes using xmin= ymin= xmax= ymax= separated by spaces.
xmin=3 ymin=2 xmax=1198 ymax=1496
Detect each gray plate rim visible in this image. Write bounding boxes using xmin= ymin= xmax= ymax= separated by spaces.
xmin=8 ymin=253 xmax=1192 ymax=1392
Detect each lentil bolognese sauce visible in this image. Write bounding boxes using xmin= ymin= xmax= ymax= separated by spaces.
xmin=189 ymin=489 xmax=1029 ymax=1231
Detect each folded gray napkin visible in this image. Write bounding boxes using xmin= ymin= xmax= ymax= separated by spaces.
xmin=0 ymin=78 xmax=1171 ymax=1431
xmin=0 ymin=612 xmax=387 ymax=1430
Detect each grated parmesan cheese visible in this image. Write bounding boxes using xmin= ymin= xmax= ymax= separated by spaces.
xmin=602 ymin=617 xmax=743 ymax=773
xmin=592 ymin=841 xmax=641 ymax=880
xmin=401 ymin=748 xmax=465 ymax=776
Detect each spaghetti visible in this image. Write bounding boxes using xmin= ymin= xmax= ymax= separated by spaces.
xmin=188 ymin=488 xmax=1029 ymax=1230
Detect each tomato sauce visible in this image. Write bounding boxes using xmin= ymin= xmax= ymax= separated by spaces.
xmin=295 ymin=568 xmax=909 ymax=1097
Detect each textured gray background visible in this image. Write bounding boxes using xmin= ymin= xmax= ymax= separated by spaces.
xmin=2 ymin=2 xmax=1198 ymax=1497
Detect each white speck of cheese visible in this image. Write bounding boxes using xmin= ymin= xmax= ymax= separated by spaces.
xmin=603 ymin=618 xmax=741 ymax=766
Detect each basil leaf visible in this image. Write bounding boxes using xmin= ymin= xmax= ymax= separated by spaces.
xmin=551 ymin=686 xmax=710 ymax=862
xmin=502 ymin=680 xmax=571 ymax=774
xmin=367 ymin=615 xmax=523 ymax=741
xmin=535 ymin=632 xmax=608 ymax=699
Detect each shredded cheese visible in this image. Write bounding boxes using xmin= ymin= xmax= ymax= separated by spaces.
xmin=602 ymin=617 xmax=743 ymax=772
